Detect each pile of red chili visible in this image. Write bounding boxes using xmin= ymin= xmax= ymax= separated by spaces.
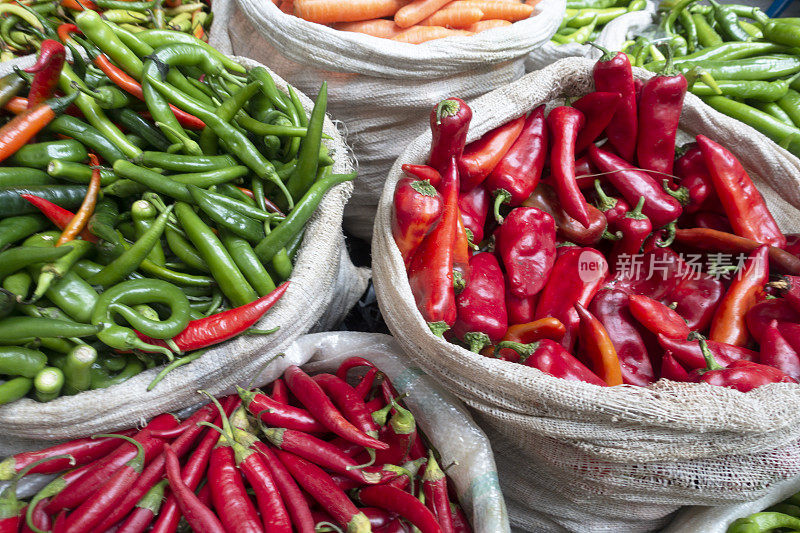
xmin=0 ymin=357 xmax=470 ymax=533
xmin=394 ymin=47 xmax=800 ymax=392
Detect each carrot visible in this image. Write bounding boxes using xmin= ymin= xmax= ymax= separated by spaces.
xmin=452 ymin=0 xmax=533 ymax=21
xmin=419 ymin=3 xmax=483 ymax=28
xmin=391 ymin=25 xmax=472 ymax=43
xmin=333 ymin=19 xmax=404 ymax=38
xmin=466 ymin=18 xmax=511 ymax=31
xmin=394 ymin=0 xmax=450 ymax=27
xmin=294 ymin=0 xmax=410 ymax=23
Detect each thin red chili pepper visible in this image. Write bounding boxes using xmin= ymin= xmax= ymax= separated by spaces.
xmin=335 ymin=357 xmax=377 ymax=381
xmin=234 ymin=186 xmax=285 ymax=216
xmin=392 ymin=175 xmax=443 ymax=267
xmin=271 ymin=378 xmax=290 ymax=403
xmin=591 ymin=44 xmax=638 ymax=161
xmin=452 ymin=252 xmax=507 ymax=352
xmin=354 ymin=368 xmax=380 ymax=400
xmin=136 ymin=282 xmax=289 ymax=351
xmin=57 ymin=153 xmax=101 ymax=246
xmin=209 ymin=437 xmax=264 ymax=533
xmin=661 ymin=351 xmax=691 ymax=381
xmin=361 ymin=507 xmax=396 ymax=529
xmin=421 ymin=452 xmax=455 ymax=533
xmin=453 ymin=213 xmax=472 ymax=282
xmin=1 ymin=457 xmax=74 ymax=533
xmin=657 ymin=334 xmax=757 ymax=371
xmin=356 ymin=484 xmax=443 ymax=533
xmin=428 ymin=98 xmax=472 ymax=174
xmin=238 ymin=387 xmax=328 ymax=433
xmin=20 ymin=194 xmax=98 ymax=243
xmin=669 ymin=271 xmax=725 ymax=332
xmin=312 ymin=373 xmax=380 ymax=438
xmin=458 ymin=185 xmax=489 ymax=244
xmin=116 ymin=479 xmax=168 ymax=533
xmin=573 ymin=91 xmax=621 ymax=154
xmin=163 ymin=444 xmax=225 ymax=533
xmin=450 ymin=503 xmax=472 ymax=533
xmin=607 ymin=197 xmax=651 ymax=272
xmin=0 ymin=94 xmax=77 ymax=163
xmin=691 ymin=336 xmax=796 ymax=391
xmin=495 ymin=339 xmax=607 ymax=385
xmin=20 ymin=499 xmax=51 ymax=533
xmin=495 ymin=206 xmax=556 ymax=299
xmin=572 ymin=156 xmax=599 ymax=190
xmin=61 ymin=0 xmax=100 ymax=10
xmin=56 ymin=23 xmax=79 ymax=43
xmin=523 ymin=183 xmax=607 ymax=246
xmin=692 ymin=211 xmax=732 ymax=233
xmin=628 ymin=294 xmax=690 ymax=340
xmin=231 ymin=442 xmax=291 ymax=533
xmin=457 ymin=115 xmax=524 ymax=191
xmin=51 ymin=511 xmax=67 ymax=533
xmin=575 ymin=302 xmax=623 ymax=386
xmin=373 ymin=400 xmax=417 ymax=466
xmin=402 ymin=164 xmax=442 ymax=189
xmin=674 ymin=143 xmax=717 ymax=212
xmin=490 ymin=317 xmax=567 ymax=362
xmin=547 ymin=106 xmax=591 ymax=227
xmin=25 ymin=40 xmax=66 ymax=110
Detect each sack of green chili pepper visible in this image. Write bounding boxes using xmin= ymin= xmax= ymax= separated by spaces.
xmin=208 ymin=0 xmax=563 ymax=241
xmin=372 ymin=56 xmax=800 ymax=532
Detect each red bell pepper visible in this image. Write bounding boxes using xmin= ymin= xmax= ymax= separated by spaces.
xmin=392 ymin=176 xmax=443 ymax=267
xmin=658 ymin=334 xmax=758 ymax=371
xmin=429 ymin=98 xmax=472 ymax=174
xmin=25 ymin=40 xmax=66 ymax=109
xmin=674 ymin=144 xmax=716 ymax=213
xmin=745 ymin=299 xmax=800 ymax=344
xmin=661 ymin=351 xmax=691 ymax=381
xmin=608 ymin=197 xmax=651 ymax=273
xmin=696 ymin=134 xmax=785 ymax=248
xmin=505 ymin=292 xmax=537 ymax=326
xmin=495 ymin=207 xmax=556 ymax=298
xmin=547 ymin=106 xmax=591 ymax=228
xmin=759 ymin=320 xmax=800 ymax=381
xmin=593 ymin=180 xmax=629 ymax=230
xmin=691 ymin=337 xmax=796 ymax=392
xmin=628 ymin=294 xmax=690 ymax=340
xmin=452 ymin=252 xmax=508 ymax=352
xmin=588 ymin=145 xmax=683 ymax=228
xmin=402 ymin=164 xmax=441 ymax=189
xmin=495 ymin=338 xmax=606 ymax=386
xmin=458 ymin=186 xmax=489 ymax=244
xmin=572 ymin=91 xmax=621 ymax=154
xmin=591 ymin=44 xmax=638 ymax=162
xmin=458 ymin=115 xmax=524 ymax=191
xmin=768 ymin=275 xmax=800 ymax=314
xmin=485 ymin=105 xmax=548 ymax=223
xmin=407 ymin=158 xmax=460 ymax=336
xmin=523 ymin=183 xmax=607 ymax=246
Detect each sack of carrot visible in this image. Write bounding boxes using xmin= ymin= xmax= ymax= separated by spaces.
xmin=371 ymin=55 xmax=800 ymax=531
xmin=208 ymin=0 xmax=563 ymax=240
xmin=0 ymin=332 xmax=508 ymax=533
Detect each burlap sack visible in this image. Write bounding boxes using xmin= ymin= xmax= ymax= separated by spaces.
xmin=0 ymin=56 xmax=369 ymax=440
xmin=526 ymin=0 xmax=656 ymax=71
xmin=208 ymin=0 xmax=564 ymax=241
xmin=372 ymin=56 xmax=800 ymax=532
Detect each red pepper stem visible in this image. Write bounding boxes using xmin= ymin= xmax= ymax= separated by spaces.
xmin=410 ymin=180 xmax=437 ymax=197
xmin=587 ymin=41 xmax=615 ymax=61
xmin=0 ymin=455 xmax=74 ymax=520
xmin=697 ymin=337 xmax=724 ymax=372
xmin=602 ymin=230 xmax=623 ymax=241
xmin=92 ymin=434 xmax=145 ymax=473
xmin=658 ymin=222 xmax=677 ymax=247
xmin=463 ymin=331 xmax=491 ymax=353
xmin=492 ymin=189 xmax=512 ymax=224
xmin=494 ymin=341 xmax=541 ymax=363
xmin=663 ymin=179 xmax=691 ymax=205
xmin=593 ymin=179 xmax=618 ymax=212
xmin=435 ymin=100 xmax=460 ymax=124
xmin=627 ymin=197 xmax=647 ymax=219
xmin=428 ymin=321 xmax=450 ymax=338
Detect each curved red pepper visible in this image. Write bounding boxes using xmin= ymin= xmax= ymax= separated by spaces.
xmin=657 ymin=334 xmax=757 ymax=371
xmin=458 ymin=115 xmax=524 ymax=191
xmin=573 ymin=156 xmax=599 ymax=190
xmin=608 ymin=197 xmax=651 ymax=273
xmin=696 ymin=134 xmax=785 ymax=248
xmin=628 ymin=294 xmax=690 ymax=340
xmin=429 ymin=98 xmax=472 ymax=174
xmin=547 ymin=106 xmax=591 ymax=228
xmin=495 ymin=207 xmax=556 ymax=299
xmin=496 ymin=339 xmax=606 ymax=386
xmin=591 ymin=45 xmax=638 ymax=161
xmin=573 ymin=91 xmax=621 ymax=154
xmin=401 ymin=164 xmax=441 ymax=189
xmin=25 ymin=40 xmax=66 ymax=110
xmin=392 ymin=176 xmax=443 ymax=267
xmin=745 ymin=299 xmax=800 ymax=344
xmin=458 ymin=186 xmax=489 ymax=244
xmin=593 ymin=180 xmax=629 ymax=230
xmin=661 ymin=351 xmax=690 ymax=381
xmin=691 ymin=337 xmax=796 ymax=392
xmin=669 ymin=273 xmax=725 ymax=332
xmin=452 ymin=252 xmax=507 ymax=352
xmin=523 ymin=183 xmax=607 ymax=246
xmin=674 ymin=144 xmax=716 ymax=213
xmin=760 ymin=320 xmax=800 ymax=381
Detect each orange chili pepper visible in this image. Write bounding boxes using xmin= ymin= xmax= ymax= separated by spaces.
xmin=484 ymin=317 xmax=566 ymax=362
xmin=58 ymin=154 xmax=102 ymax=246
xmin=61 ymin=0 xmax=100 ymax=11
xmin=575 ymin=302 xmax=623 ymax=386
xmin=57 ymin=23 xmax=80 ymax=44
xmin=0 ymin=93 xmax=77 ymax=164
xmin=235 ymin=186 xmax=285 ymax=216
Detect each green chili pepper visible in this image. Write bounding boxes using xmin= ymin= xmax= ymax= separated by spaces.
xmin=2 ymin=272 xmax=31 ymax=301
xmin=0 ymin=72 xmax=25 ymax=108
xmin=248 ymin=67 xmax=291 ymax=114
xmin=0 ymin=289 xmax=14 ymax=319
xmin=8 ymin=140 xmax=88 ymax=169
xmin=284 ymin=82 xmax=327 ymax=207
xmin=728 ymin=512 xmax=800 ymax=533
xmin=42 ymin=270 xmax=100 ymax=324
xmin=679 ymin=9 xmax=698 ymax=52
xmin=0 ymin=346 xmax=46 ymax=378
xmin=45 ymin=115 xmax=127 ymax=164
xmin=236 ymin=115 xmax=308 ymax=138
xmin=778 ymin=89 xmax=800 ymax=128
xmin=47 ymin=161 xmax=117 ymax=186
xmin=286 ymin=229 xmax=305 ymax=262
xmin=26 ymin=237 xmax=93 ymax=305
xmin=764 ymin=20 xmax=800 ymax=48
xmin=565 ymin=7 xmax=624 ymax=26
xmin=751 ymin=101 xmax=796 ymax=127
xmin=112 ymin=160 xmax=192 ymax=202
xmin=136 ymin=254 xmax=215 ymax=287
xmin=216 ymin=183 xmax=257 ymax=207
xmin=135 ymin=151 xmax=237 ymax=172
xmin=102 ymin=179 xmax=150 ymax=198
xmin=738 ymin=19 xmax=763 ymax=39
xmin=662 ymin=0 xmax=697 ymax=34
xmin=0 ymin=246 xmax=71 ymax=282
xmin=188 ymin=185 xmax=265 ymax=243
xmin=131 ymin=200 xmax=166 ymax=266
xmin=189 ymin=187 xmax=278 ymax=221
xmin=0 ymin=216 xmax=48 ymax=249
xmin=199 ymin=81 xmax=262 ymax=155
xmin=107 ymin=108 xmax=172 ymax=152
xmin=166 ymin=166 xmax=250 ymax=188
xmin=62 ymin=344 xmax=97 ymax=395
xmin=271 ymin=248 xmax=293 ymax=281
xmin=627 ymin=0 xmax=645 ymax=11
xmin=90 ymin=358 xmax=144 ymax=389
xmin=690 ymin=75 xmax=799 ymax=102
xmin=219 ymin=229 xmax=276 ymax=296
xmin=0 ymin=168 xmax=54 ymax=188
xmin=34 ymin=367 xmax=64 ymax=402
xmin=0 ymin=317 xmax=101 ymax=343
xmin=95 ymin=0 xmax=156 ymax=11
xmin=87 ymin=198 xmax=120 ymax=246
xmin=0 ymin=377 xmax=32 ymax=405
xmin=164 ymin=226 xmax=210 ymax=273
xmin=680 ymin=56 xmax=800 ymax=81
xmin=708 ymin=0 xmax=750 ymax=41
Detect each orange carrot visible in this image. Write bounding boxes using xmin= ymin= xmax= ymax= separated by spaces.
xmin=294 ymin=0 xmax=410 ymax=23
xmin=419 ymin=3 xmax=483 ymax=28
xmin=391 ymin=25 xmax=472 ymax=43
xmin=394 ymin=0 xmax=450 ymax=27
xmin=452 ymin=0 xmax=533 ymax=21
xmin=333 ymin=18 xmax=404 ymax=38
xmin=466 ymin=18 xmax=511 ymax=31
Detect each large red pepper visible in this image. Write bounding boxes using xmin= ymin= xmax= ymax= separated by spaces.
xmin=696 ymin=134 xmax=785 ymax=247
xmin=495 ymin=207 xmax=556 ymax=299
xmin=451 ymin=252 xmax=507 ymax=352
xmin=572 ymin=91 xmax=621 ymax=154
xmin=25 ymin=40 xmax=66 ymax=109
xmin=523 ymin=183 xmax=607 ymax=246
xmin=588 ymin=145 xmax=683 ymax=228
xmin=691 ymin=337 xmax=796 ymax=392
xmin=669 ymin=273 xmax=725 ymax=332
xmin=458 ymin=186 xmax=489 ymax=244
xmin=588 ymin=289 xmax=655 ymax=386
xmin=658 ymin=334 xmax=758 ymax=371
xmin=661 ymin=351 xmax=691 ymax=381
xmin=495 ymin=338 xmax=606 ymax=386
xmin=392 ymin=176 xmax=443 ymax=267
xmin=607 ymin=248 xmax=686 ymax=301
xmin=628 ymin=294 xmax=690 ymax=340
xmin=591 ymin=44 xmax=638 ymax=161
xmin=745 ymin=299 xmax=800 ymax=344
xmin=547 ymin=106 xmax=591 ymax=227
xmin=593 ymin=180 xmax=630 ymax=230
xmin=402 ymin=164 xmax=441 ymax=189
xmin=505 ymin=292 xmax=537 ymax=326
xmin=760 ymin=320 xmax=800 ymax=381
xmin=535 ymin=247 xmax=608 ymax=351
xmin=709 ymin=245 xmax=769 ymax=347
xmin=636 ymin=59 xmax=687 ymax=180
xmin=608 ymin=197 xmax=651 ymax=273
xmin=775 ymin=323 xmax=800 ymax=358
xmin=573 ymin=156 xmax=599 ymax=190
xmin=458 ymin=115 xmax=524 ymax=191
xmin=429 ymin=98 xmax=472 ymax=174
xmin=674 ymin=144 xmax=716 ymax=212
xmin=484 ymin=105 xmax=548 ymax=222
xmin=407 ymin=158 xmax=460 ymax=336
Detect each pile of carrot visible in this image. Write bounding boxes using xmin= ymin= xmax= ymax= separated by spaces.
xmin=272 ymin=0 xmax=541 ymax=44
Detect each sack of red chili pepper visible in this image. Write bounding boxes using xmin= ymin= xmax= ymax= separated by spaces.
xmin=0 ymin=332 xmax=507 ymax=533
xmin=372 ymin=55 xmax=800 ymax=531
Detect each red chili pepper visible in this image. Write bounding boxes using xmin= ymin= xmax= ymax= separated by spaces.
xmin=696 ymin=134 xmax=785 ymax=247
xmin=454 ymin=210 xmax=472 ymax=282
xmin=573 ymin=156 xmax=599 ymax=190
xmin=493 ymin=317 xmax=567 ymax=363
xmin=547 ymin=106 xmax=591 ymax=227
xmin=572 ymin=91 xmax=621 ymax=154
xmin=785 ymin=234 xmax=800 ymax=257
xmin=392 ymin=176 xmax=443 ymax=267
xmin=335 ymin=356 xmax=377 ymax=381
xmin=429 ymin=98 xmax=472 ymax=174
xmin=458 ymin=186 xmax=489 ymax=244
xmin=588 ymin=145 xmax=683 ymax=228
xmin=313 ymin=373 xmax=380 ymax=439
xmin=25 ymin=40 xmax=66 ymax=109
xmin=592 ymin=180 xmax=630 ymax=230
xmin=356 ymin=484 xmax=442 ymax=533
xmin=495 ymin=206 xmax=556 ymax=299
xmin=575 ymin=302 xmax=623 ymax=386
xmin=523 ymin=183 xmax=607 ymax=246
xmin=494 ymin=338 xmax=606 ymax=385
xmin=759 ymin=320 xmax=800 ymax=381
xmin=115 ymin=479 xmax=167 ymax=533
xmin=238 ymin=387 xmax=328 ymax=433
xmin=354 ymin=368 xmax=380 ymax=400
xmin=709 ymin=245 xmax=769 ymax=347
xmin=0 ymin=93 xmax=78 ymax=164
xmin=421 ymin=452 xmax=455 ymax=533
xmin=657 ymin=334 xmax=757 ymax=370
xmin=674 ymin=144 xmax=716 ymax=213
xmin=535 ymin=247 xmax=608 ymax=351
xmin=1 ymin=457 xmax=73 ymax=533
xmin=361 ymin=507 xmax=395 ymax=529
xmin=588 ymin=289 xmax=655 ymax=386
xmin=271 ymin=378 xmax=290 ymax=403
xmin=450 ymin=503 xmax=472 ymax=533
xmin=607 ymin=248 xmax=685 ymax=301
xmin=661 ymin=351 xmax=690 ymax=381
xmin=233 ymin=187 xmax=284 ymax=216
xmin=628 ymin=294 xmax=690 ymax=340
xmin=20 ymin=194 xmax=98 ymax=243
xmin=20 ymin=498 xmax=50 ymax=533
xmin=636 ymin=60 xmax=686 ymax=180
xmin=209 ymin=436 xmax=264 ymax=533
xmin=163 ymin=444 xmax=225 ymax=533
xmin=136 ymin=282 xmax=289 ymax=351
xmin=746 ymin=299 xmax=800 ymax=344
xmin=505 ymin=292 xmax=537 ymax=326
xmin=669 ymin=272 xmax=725 ymax=331
xmin=692 ymin=212 xmax=732 ymax=233
xmin=691 ymin=337 xmax=796 ymax=391
xmin=451 ymin=252 xmax=507 ymax=352
xmin=485 ymin=105 xmax=548 ymax=222
xmin=591 ymin=44 xmax=638 ymax=161
xmin=402 ymin=164 xmax=442 ymax=189
xmin=608 ymin=197 xmax=651 ymax=272
xmin=768 ymin=276 xmax=800 ymax=314
xmin=407 ymin=158 xmax=460 ymax=336
xmin=373 ymin=399 xmax=417 ymax=467
xmin=52 ymin=511 xmax=67 ymax=533
xmin=458 ymin=115 xmax=524 ymax=191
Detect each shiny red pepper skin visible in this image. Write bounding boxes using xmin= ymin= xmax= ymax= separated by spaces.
xmin=588 ymin=289 xmax=655 ymax=386
xmin=657 ymin=334 xmax=757 ymax=370
xmin=392 ymin=176 xmax=443 ymax=267
xmin=760 ymin=320 xmax=800 ymax=381
xmin=25 ymin=40 xmax=66 ymax=109
xmin=429 ymin=98 xmax=472 ymax=174
xmin=523 ymin=183 xmax=607 ymax=246
xmin=628 ymin=294 xmax=691 ymax=340
xmin=535 ymin=247 xmax=608 ymax=351
xmin=547 ymin=106 xmax=591 ymax=228
xmin=691 ymin=339 xmax=797 ymax=392
xmin=588 ymin=145 xmax=683 ymax=228
xmin=573 ymin=156 xmax=599 ymax=190
xmin=402 ymin=164 xmax=442 ymax=189
xmin=485 ymin=105 xmax=548 ymax=219
xmin=661 ymin=351 xmax=690 ymax=381
xmin=501 ymin=338 xmax=606 ymax=386
xmin=675 ymin=144 xmax=716 ymax=213
xmin=593 ymin=180 xmax=630 ymax=230
xmin=696 ymin=134 xmax=785 ymax=247
xmin=452 ymin=252 xmax=507 ymax=352
xmin=745 ymin=299 xmax=800 ymax=344
xmin=592 ymin=47 xmax=638 ymax=161
xmin=495 ymin=207 xmax=556 ymax=299
xmin=458 ymin=116 xmax=524 ymax=192
xmin=785 ymin=234 xmax=800 ymax=257
xmin=458 ymin=186 xmax=489 ymax=244
xmin=636 ymin=68 xmax=687 ymax=180
xmin=573 ymin=91 xmax=621 ymax=154
xmin=608 ymin=197 xmax=651 ymax=273
xmin=407 ymin=158 xmax=460 ymax=336
xmin=506 ymin=292 xmax=537 ymax=326
xmin=692 ymin=212 xmax=732 ymax=233
xmin=607 ymin=248 xmax=686 ymax=301
xmin=669 ymin=273 xmax=725 ymax=332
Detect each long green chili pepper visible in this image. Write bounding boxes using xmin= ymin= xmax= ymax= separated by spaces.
xmin=112 ymin=160 xmax=192 ymax=202
xmin=107 ymin=108 xmax=172 ymax=152
xmin=678 ymin=55 xmax=800 ymax=80
xmin=709 ymin=0 xmax=750 ymax=41
xmin=188 ymin=185 xmax=265 ymax=242
xmin=135 ymin=151 xmax=237 ymax=172
xmin=690 ymin=74 xmax=800 ymax=101
xmin=219 ymin=229 xmax=276 ymax=296
xmin=679 ymin=9 xmax=698 ymax=52
xmin=62 ymin=344 xmax=97 ymax=395
xmin=752 ymin=101 xmax=796 ymax=127
xmin=0 ymin=216 xmax=48 ymax=250
xmin=47 ymin=161 xmax=117 ymax=186
xmin=24 ymin=235 xmax=93 ymax=304
xmin=164 ymin=226 xmax=210 ymax=272
xmin=43 ymin=271 xmax=100 ymax=324
xmin=284 ymin=82 xmax=327 ymax=206
xmin=131 ymin=200 xmax=166 ymax=266
xmin=778 ymin=89 xmax=800 ymax=127
xmin=199 ymin=81 xmax=262 ymax=155
xmin=0 ymin=318 xmax=100 ymax=343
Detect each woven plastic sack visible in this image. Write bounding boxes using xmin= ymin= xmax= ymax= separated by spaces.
xmin=372 ymin=56 xmax=800 ymax=532
xmin=0 ymin=332 xmax=509 ymax=533
xmin=208 ymin=0 xmax=563 ymax=241
xmin=0 ymin=56 xmax=369 ymax=440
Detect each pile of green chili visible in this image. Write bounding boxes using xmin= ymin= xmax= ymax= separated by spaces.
xmin=0 ymin=16 xmax=354 ymax=405
xmin=552 ymin=0 xmax=648 ymax=46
